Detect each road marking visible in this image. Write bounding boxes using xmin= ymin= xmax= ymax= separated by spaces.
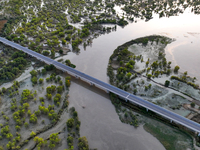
xmin=126 ymin=93 xmax=130 ymax=98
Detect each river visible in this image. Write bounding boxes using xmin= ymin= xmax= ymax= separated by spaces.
xmin=61 ymin=7 xmax=200 ymax=83
xmin=62 ymin=7 xmax=200 ymax=150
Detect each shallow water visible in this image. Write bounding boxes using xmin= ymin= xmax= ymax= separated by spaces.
xmin=68 ymin=79 xmax=165 ymax=150
xmin=59 ymin=7 xmax=200 ymax=149
xmin=61 ymin=7 xmax=200 ymax=84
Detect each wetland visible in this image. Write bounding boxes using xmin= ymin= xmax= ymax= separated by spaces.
xmin=1 ymin=0 xmax=200 ymax=149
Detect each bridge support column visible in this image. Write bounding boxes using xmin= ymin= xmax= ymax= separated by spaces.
xmin=198 ymin=133 xmax=200 ymax=137
xmin=75 ymin=76 xmax=79 ymax=79
xmin=170 ymin=120 xmax=172 ymax=123
xmin=146 ymin=108 xmax=148 ymax=112
xmin=125 ymin=99 xmax=127 ymax=102
xmin=105 ymin=90 xmax=109 ymax=93
xmin=90 ymin=82 xmax=93 ymax=86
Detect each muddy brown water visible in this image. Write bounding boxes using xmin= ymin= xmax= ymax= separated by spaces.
xmin=68 ymin=79 xmax=165 ymax=150
xmin=61 ymin=8 xmax=200 ymax=84
xmin=1 ymin=6 xmax=199 ymax=150
xmin=59 ymin=7 xmax=200 ymax=150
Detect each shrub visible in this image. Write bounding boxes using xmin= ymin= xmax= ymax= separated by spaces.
xmin=66 ymin=118 xmax=74 ymax=128
xmin=165 ymin=80 xmax=170 ymax=87
xmin=39 ymin=78 xmax=44 ymax=84
xmin=191 ymin=102 xmax=195 ymax=108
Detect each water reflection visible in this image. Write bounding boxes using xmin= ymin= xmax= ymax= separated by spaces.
xmin=61 ymin=7 xmax=200 ymax=84
xmin=61 ymin=1 xmax=200 ymax=149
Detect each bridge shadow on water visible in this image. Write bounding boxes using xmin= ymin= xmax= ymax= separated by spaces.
xmin=70 ymin=75 xmax=110 ymax=100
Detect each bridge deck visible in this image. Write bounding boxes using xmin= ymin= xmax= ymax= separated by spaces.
xmin=1 ymin=37 xmax=200 ymax=134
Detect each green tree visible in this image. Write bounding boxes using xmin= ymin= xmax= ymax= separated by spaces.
xmin=66 ymin=118 xmax=74 ymax=128
xmin=57 ymin=86 xmax=63 ymax=93
xmin=29 ymin=114 xmax=37 ymax=123
xmin=39 ymin=78 xmax=44 ymax=84
xmin=30 ymin=70 xmax=37 ymax=77
xmin=30 ymin=131 xmax=36 ymax=137
xmin=46 ymin=94 xmax=52 ymax=100
xmin=31 ymin=76 xmax=37 ymax=84
xmin=66 ymin=77 xmax=71 ymax=87
xmin=42 ymin=50 xmax=50 ymax=56
xmin=67 ymin=136 xmax=73 ymax=145
xmin=147 ymin=74 xmax=152 ymax=79
xmin=78 ymin=136 xmax=89 ymax=150
xmin=126 ymin=72 xmax=132 ymax=78
xmin=174 ymin=66 xmax=180 ymax=73
xmin=49 ymin=133 xmax=60 ymax=148
xmin=165 ymin=80 xmax=170 ymax=87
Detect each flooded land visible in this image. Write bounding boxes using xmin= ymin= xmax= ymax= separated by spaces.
xmin=0 ymin=0 xmax=200 ymax=149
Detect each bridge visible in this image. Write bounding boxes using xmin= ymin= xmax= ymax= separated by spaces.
xmin=1 ymin=37 xmax=200 ymax=135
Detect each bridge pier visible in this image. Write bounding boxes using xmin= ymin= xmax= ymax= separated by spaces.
xmin=170 ymin=120 xmax=172 ymax=123
xmin=90 ymin=82 xmax=93 ymax=86
xmin=146 ymin=108 xmax=148 ymax=112
xmin=198 ymin=133 xmax=200 ymax=137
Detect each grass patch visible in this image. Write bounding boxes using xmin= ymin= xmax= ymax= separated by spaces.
xmin=143 ymin=123 xmax=194 ymax=150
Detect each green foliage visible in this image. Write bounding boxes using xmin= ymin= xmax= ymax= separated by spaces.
xmin=1 ymin=87 xmax=6 ymax=94
xmin=46 ymin=77 xmax=50 ymax=82
xmin=29 ymin=113 xmax=37 ymax=123
xmin=54 ymin=93 xmax=61 ymax=104
xmin=66 ymin=118 xmax=74 ymax=128
xmin=30 ymin=131 xmax=36 ymax=137
xmin=165 ymin=80 xmax=170 ymax=87
xmin=65 ymin=77 xmax=71 ymax=87
xmin=34 ymin=136 xmax=45 ymax=147
xmin=21 ymin=89 xmax=33 ymax=103
xmin=24 ymin=122 xmax=29 ymax=128
xmin=147 ymin=74 xmax=152 ymax=79
xmin=73 ymin=111 xmax=78 ymax=118
xmin=142 ymin=38 xmax=148 ymax=45
xmin=30 ymin=70 xmax=37 ymax=77
xmin=65 ymin=59 xmax=76 ymax=68
xmin=191 ymin=102 xmax=195 ymax=108
xmin=46 ymin=85 xmax=56 ymax=94
xmin=67 ymin=136 xmax=74 ymax=146
xmin=31 ymin=76 xmax=37 ymax=84
xmin=1 ymin=125 xmax=10 ymax=136
xmin=39 ymin=105 xmax=49 ymax=114
xmin=174 ymin=66 xmax=180 ymax=73
xmin=46 ymin=93 xmax=52 ymax=100
xmin=78 ymin=136 xmax=89 ymax=150
xmin=42 ymin=50 xmax=50 ymax=56
xmin=39 ymin=78 xmax=44 ymax=84
xmin=49 ymin=133 xmax=60 ymax=148
xmin=57 ymin=85 xmax=64 ymax=93
xmin=15 ymin=125 xmax=21 ymax=131
xmin=171 ymin=76 xmax=199 ymax=89
xmin=42 ymin=68 xmax=47 ymax=75
xmin=126 ymin=72 xmax=132 ymax=78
